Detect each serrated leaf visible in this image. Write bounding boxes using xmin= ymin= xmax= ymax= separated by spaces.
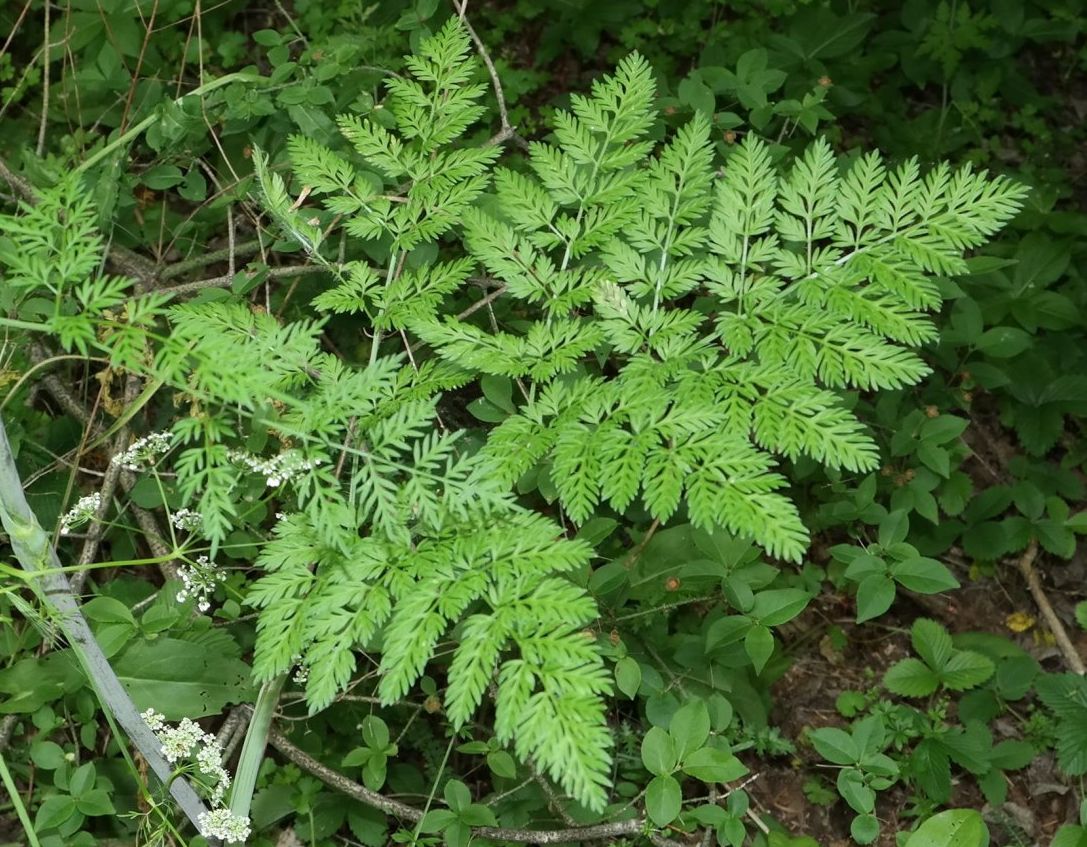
xmin=940 ymin=651 xmax=994 ymax=691
xmin=884 ymin=658 xmax=940 ymax=697
xmin=911 ymin=618 xmax=953 ymax=671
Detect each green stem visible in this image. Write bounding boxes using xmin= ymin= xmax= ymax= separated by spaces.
xmin=412 ymin=735 xmax=456 ymax=842
xmin=74 ymin=72 xmax=265 ymax=175
xmin=229 ymin=675 xmax=286 ymax=824
xmin=0 ymin=317 xmax=50 ymax=333
xmin=0 ymin=751 xmax=41 ymax=847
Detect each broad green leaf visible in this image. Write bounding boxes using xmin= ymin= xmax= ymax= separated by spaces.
xmin=361 ymin=715 xmax=390 ymax=749
xmin=35 ymin=795 xmax=77 ymax=831
xmin=30 ymin=740 xmax=65 ymax=770
xmin=487 ymin=750 xmax=518 ymax=779
xmin=615 ymin=656 xmax=642 ymax=699
xmin=420 ymin=810 xmax=458 ymax=832
xmin=444 ymin=780 xmax=471 ymax=813
xmin=843 ymin=554 xmax=886 ymax=580
xmin=744 ymin=625 xmax=774 ymax=674
xmin=855 ymin=574 xmax=895 ymax=622
xmin=904 ymin=809 xmax=989 ymax=847
xmin=976 ymin=326 xmax=1031 ymax=358
xmin=670 ymin=699 xmax=711 ymax=760
xmin=751 ymin=589 xmax=810 ymax=626
xmin=808 ymin=727 xmax=858 ymax=765
xmin=113 ymin=637 xmax=254 ymax=719
xmin=852 ymin=813 xmax=880 ymax=844
xmin=884 ymin=658 xmax=940 ymax=697
xmin=919 ymin=415 xmax=968 ymax=444
xmin=878 ymin=510 xmax=909 ymax=546
xmin=645 ymin=774 xmax=683 ymax=825
xmin=891 ymin=557 xmax=960 ymax=594
xmin=1052 ymin=826 xmax=1087 ymax=847
xmin=642 ymin=726 xmax=678 ymax=775
xmin=836 ymin=767 xmax=874 ymax=813
xmin=75 ymin=789 xmax=115 ymax=816
xmin=682 ymin=746 xmax=749 ymax=783
xmin=460 ymin=804 xmax=498 ymax=827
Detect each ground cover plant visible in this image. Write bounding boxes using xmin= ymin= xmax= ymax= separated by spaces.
xmin=0 ymin=2 xmax=1085 ymax=847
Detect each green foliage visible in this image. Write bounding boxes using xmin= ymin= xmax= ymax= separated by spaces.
xmin=1035 ymin=674 xmax=1087 ymax=776
xmin=884 ymin=619 xmax=995 ymax=697
xmin=808 ymin=716 xmax=899 ymax=844
xmin=1 ymin=0 xmax=1084 ymax=845
xmin=833 ymin=510 xmax=960 ymax=622
xmin=904 ymin=810 xmax=990 ymax=847
xmin=399 ymin=54 xmax=1023 ymax=563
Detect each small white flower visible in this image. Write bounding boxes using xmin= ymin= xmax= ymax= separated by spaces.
xmin=228 ymin=449 xmax=323 ymax=487
xmin=158 ymin=717 xmax=206 ymax=763
xmin=195 ymin=738 xmax=232 ymax=804
xmin=198 ymin=807 xmax=251 ymax=843
xmin=175 ymin=555 xmax=225 ymax=612
xmin=111 ymin=431 xmax=173 ymax=471
xmin=60 ymin=492 xmax=102 ymax=534
xmin=170 ymin=507 xmax=203 ymax=532
xmin=141 ymin=708 xmax=166 ymax=733
xmin=292 ymin=664 xmax=309 ymax=685
xmin=144 ymin=713 xmax=238 ymax=818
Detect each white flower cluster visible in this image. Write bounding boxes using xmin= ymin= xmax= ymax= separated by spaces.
xmin=228 ymin=449 xmax=323 ymax=487
xmin=60 ymin=492 xmax=102 ymax=534
xmin=140 ymin=710 xmax=239 ymax=810
xmin=112 ymin=431 xmax=173 ymax=471
xmin=198 ymin=807 xmax=252 ymax=843
xmin=176 ymin=555 xmax=225 ymax=613
xmin=170 ymin=507 xmax=203 ymax=532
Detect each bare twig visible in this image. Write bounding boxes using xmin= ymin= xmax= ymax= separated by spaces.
xmin=69 ymin=440 xmax=125 ymax=594
xmin=216 ymin=706 xmax=249 ymax=760
xmin=1015 ymin=540 xmax=1086 ymax=674
xmin=0 ymin=156 xmax=35 ymax=203
xmin=70 ymin=374 xmax=142 ymax=594
xmin=27 ymin=345 xmax=178 ymax=581
xmin=264 ymin=723 xmax=659 ymax=844
xmin=35 ymin=0 xmax=50 ymax=156
xmin=159 ymin=239 xmax=264 ymax=281
xmin=0 ymin=715 xmax=17 ymax=752
xmin=451 ymin=1 xmax=529 ymax=151
xmin=0 ymin=1 xmax=34 ymax=71
xmin=455 ymin=283 xmax=507 ymax=321
xmin=533 ymin=772 xmax=578 ymax=827
xmin=158 ymin=263 xmax=331 ymax=298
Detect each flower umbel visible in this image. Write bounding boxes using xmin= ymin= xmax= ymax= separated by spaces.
xmin=112 ymin=431 xmax=172 ymax=471
xmin=170 ymin=507 xmax=203 ymax=532
xmin=228 ymin=448 xmax=323 ymax=487
xmin=59 ymin=492 xmax=101 ymax=534
xmin=175 ymin=555 xmax=225 ymax=613
xmin=198 ymin=808 xmax=252 ymax=843
xmin=141 ymin=710 xmax=246 ymax=836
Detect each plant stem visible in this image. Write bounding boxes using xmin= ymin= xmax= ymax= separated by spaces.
xmin=0 ymin=751 xmax=41 ymax=847
xmin=74 ymin=72 xmax=264 ymax=175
